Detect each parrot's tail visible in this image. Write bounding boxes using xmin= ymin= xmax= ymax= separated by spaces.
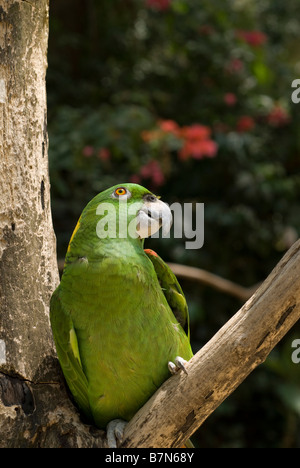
xmin=182 ymin=438 xmax=194 ymax=448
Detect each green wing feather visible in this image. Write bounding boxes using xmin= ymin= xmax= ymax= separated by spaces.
xmin=145 ymin=249 xmax=194 ymax=448
xmin=50 ymin=287 xmax=92 ymax=420
xmin=144 ymin=249 xmax=190 ymax=339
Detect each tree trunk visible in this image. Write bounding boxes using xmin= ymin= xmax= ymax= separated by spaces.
xmin=0 ymin=0 xmax=106 ymax=448
xmin=0 ymin=0 xmax=57 ymax=383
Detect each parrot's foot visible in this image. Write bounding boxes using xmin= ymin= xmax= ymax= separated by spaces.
xmin=106 ymin=419 xmax=127 ymax=448
xmin=168 ymin=356 xmax=188 ymax=375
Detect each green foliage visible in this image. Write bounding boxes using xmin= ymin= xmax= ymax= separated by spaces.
xmin=48 ymin=0 xmax=300 ymax=447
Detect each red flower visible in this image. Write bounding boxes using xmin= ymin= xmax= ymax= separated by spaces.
xmin=224 ymin=93 xmax=237 ymax=107
xmin=82 ymin=145 xmax=94 ymax=157
xmin=98 ymin=147 xmax=110 ymax=161
xmin=266 ymin=106 xmax=290 ymax=127
xmin=236 ymin=30 xmax=267 ymax=47
xmin=179 ymin=139 xmax=218 ymax=160
xmin=146 ymin=0 xmax=171 ymax=11
xmin=159 ymin=119 xmax=180 ymax=135
xmin=142 ymin=120 xmax=180 ymax=142
xmin=142 ymin=120 xmax=218 ymax=163
xmin=140 ymin=160 xmax=165 ymax=187
xmin=180 ymin=124 xmax=211 ymax=141
xmin=198 ymin=140 xmax=218 ymax=158
xmin=177 ymin=123 xmax=218 ymax=160
xmin=236 ymin=115 xmax=255 ymax=132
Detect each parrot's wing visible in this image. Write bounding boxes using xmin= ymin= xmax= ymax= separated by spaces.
xmin=144 ymin=249 xmax=190 ymax=339
xmin=50 ymin=287 xmax=92 ymax=420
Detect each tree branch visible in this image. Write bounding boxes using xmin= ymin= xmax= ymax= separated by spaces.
xmin=168 ymin=263 xmax=259 ymax=301
xmin=120 ymin=240 xmax=300 ymax=448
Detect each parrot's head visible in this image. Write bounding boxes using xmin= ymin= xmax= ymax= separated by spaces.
xmin=69 ymin=184 xmax=172 ymax=255
xmin=93 ymin=183 xmax=172 ymax=240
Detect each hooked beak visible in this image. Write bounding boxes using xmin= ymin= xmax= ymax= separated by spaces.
xmin=136 ymin=198 xmax=172 ymax=238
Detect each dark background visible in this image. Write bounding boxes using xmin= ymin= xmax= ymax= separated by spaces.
xmin=47 ymin=0 xmax=300 ymax=447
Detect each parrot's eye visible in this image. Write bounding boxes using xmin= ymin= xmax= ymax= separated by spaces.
xmin=144 ymin=194 xmax=157 ymax=203
xmin=114 ymin=187 xmax=128 ymax=197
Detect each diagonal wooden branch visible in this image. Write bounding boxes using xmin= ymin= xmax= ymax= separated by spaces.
xmin=120 ymin=239 xmax=300 ymax=448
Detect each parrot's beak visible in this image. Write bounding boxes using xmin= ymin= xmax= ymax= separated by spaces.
xmin=136 ymin=198 xmax=172 ymax=239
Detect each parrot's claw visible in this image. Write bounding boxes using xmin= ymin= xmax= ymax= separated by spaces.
xmin=168 ymin=356 xmax=188 ymax=375
xmin=106 ymin=419 xmax=127 ymax=448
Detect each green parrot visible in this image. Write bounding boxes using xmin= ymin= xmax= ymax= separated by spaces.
xmin=50 ymin=183 xmax=193 ymax=447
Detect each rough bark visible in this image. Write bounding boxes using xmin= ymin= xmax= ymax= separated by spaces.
xmin=0 ymin=0 xmax=105 ymax=448
xmin=0 ymin=0 xmax=57 ymax=382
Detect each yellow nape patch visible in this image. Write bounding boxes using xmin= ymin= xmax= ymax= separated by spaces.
xmin=67 ymin=217 xmax=81 ymax=253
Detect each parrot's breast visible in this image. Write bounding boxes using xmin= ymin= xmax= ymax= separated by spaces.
xmin=60 ymin=252 xmax=192 ymax=428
